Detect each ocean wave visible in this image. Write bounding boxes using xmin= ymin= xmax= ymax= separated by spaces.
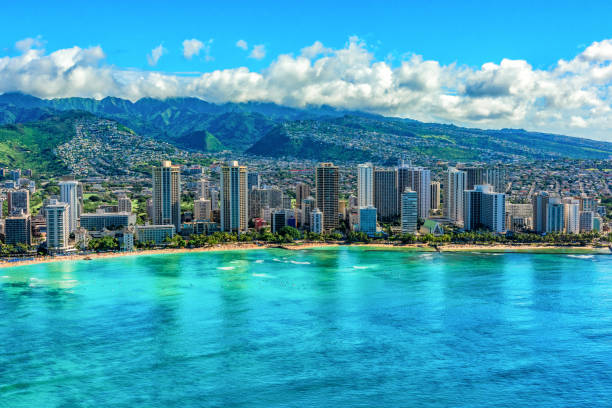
xmin=567 ymin=255 xmax=595 ymax=259
xmin=252 ymin=273 xmax=275 ymax=278
xmin=217 ymin=266 xmax=236 ymax=270
xmin=290 ymin=260 xmax=310 ymax=265
xmin=353 ymin=265 xmax=370 ymax=269
xmin=255 ymin=260 xmax=264 ymax=264
xmin=1 ymin=275 xmax=8 ymax=279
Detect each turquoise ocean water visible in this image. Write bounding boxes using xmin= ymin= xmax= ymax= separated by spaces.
xmin=1 ymin=248 xmax=612 ymax=407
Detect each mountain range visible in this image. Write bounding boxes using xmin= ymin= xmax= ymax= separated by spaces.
xmin=0 ymin=92 xmax=611 ymax=174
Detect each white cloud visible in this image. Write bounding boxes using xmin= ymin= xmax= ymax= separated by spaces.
xmin=300 ymin=41 xmax=331 ymax=59
xmin=2 ymin=36 xmax=612 ymax=140
xmin=147 ymin=44 xmax=165 ymax=66
xmin=236 ymin=40 xmax=248 ymax=50
xmin=182 ymin=39 xmax=203 ymax=59
xmin=182 ymin=38 xmax=213 ymax=61
xmin=249 ymin=44 xmax=266 ymax=60
xmin=15 ymin=36 xmax=44 ymax=52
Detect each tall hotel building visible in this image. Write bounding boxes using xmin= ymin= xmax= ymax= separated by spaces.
xmin=463 ymin=184 xmax=505 ymax=233
xmin=295 ymin=183 xmax=311 ymax=209
xmin=563 ymin=198 xmax=580 ymax=234
xmin=315 ymin=163 xmax=339 ymax=232
xmin=532 ymin=191 xmax=549 ymax=234
xmin=430 ymin=181 xmax=440 ymax=210
xmin=220 ymin=161 xmax=248 ymax=233
xmin=152 ymin=161 xmax=182 ymax=232
xmin=400 ymin=188 xmax=418 ymax=234
xmin=374 ymin=169 xmax=398 ymax=222
xmin=7 ymin=189 xmax=30 ymax=215
xmin=357 ymin=163 xmax=374 ymax=208
xmin=59 ymin=178 xmax=80 ymax=233
xmin=546 ymin=198 xmax=565 ymax=233
xmin=46 ymin=199 xmax=71 ymax=252
xmin=463 ymin=167 xmax=485 ymax=190
xmin=444 ymin=168 xmax=466 ymax=225
xmin=397 ymin=165 xmax=431 ymax=219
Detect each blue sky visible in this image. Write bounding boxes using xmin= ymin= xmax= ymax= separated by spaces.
xmin=4 ymin=0 xmax=612 ymax=72
xmin=1 ymin=1 xmax=612 ymax=140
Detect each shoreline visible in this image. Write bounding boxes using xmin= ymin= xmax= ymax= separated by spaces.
xmin=0 ymin=242 xmax=609 ymax=269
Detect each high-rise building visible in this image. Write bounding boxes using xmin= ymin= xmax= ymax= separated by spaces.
xmin=546 ymin=198 xmax=565 ymax=233
xmin=295 ymin=183 xmax=310 ymax=209
xmin=579 ymin=211 xmax=594 ymax=232
xmin=118 ymin=196 xmax=132 ymax=213
xmin=430 ymin=181 xmax=440 ymax=210
xmin=580 ymin=196 xmax=596 ymax=212
xmin=4 ymin=213 xmax=31 ymax=245
xmin=505 ymin=203 xmax=533 ymax=232
xmin=358 ymin=206 xmax=377 ymax=235
xmin=271 ymin=209 xmax=288 ymax=233
xmin=357 ymin=163 xmax=374 ymax=208
xmin=563 ymin=198 xmax=580 ymax=234
xmin=152 ymin=161 xmax=181 ymax=232
xmin=315 ymin=163 xmax=339 ymax=232
xmin=247 ymin=172 xmax=261 ymax=191
xmin=444 ymin=168 xmax=466 ymax=225
xmin=301 ymin=196 xmax=315 ymax=229
xmin=463 ymin=167 xmax=485 ymax=190
xmin=249 ymin=187 xmax=283 ymax=219
xmin=45 ymin=199 xmax=71 ymax=252
xmin=532 ymin=192 xmax=549 ymax=234
xmin=194 ymin=198 xmax=212 ymax=220
xmin=220 ymin=161 xmax=248 ymax=233
xmin=196 ymin=178 xmax=210 ymax=199
xmin=7 ymin=189 xmax=29 ymax=215
xmin=485 ymin=167 xmax=507 ymax=193
xmin=282 ymin=195 xmax=293 ymax=209
xmin=464 ymin=184 xmax=505 ymax=233
xmin=402 ymin=167 xmax=431 ymax=219
xmin=310 ymin=208 xmax=323 ymax=234
xmin=59 ymin=179 xmax=80 ymax=233
xmin=401 ymin=189 xmax=418 ymax=234
xmin=374 ymin=169 xmax=398 ymax=222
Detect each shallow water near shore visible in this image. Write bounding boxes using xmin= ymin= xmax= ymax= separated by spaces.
xmin=1 ymin=247 xmax=612 ymax=407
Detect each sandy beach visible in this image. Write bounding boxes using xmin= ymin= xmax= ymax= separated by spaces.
xmin=0 ymin=241 xmax=609 ymax=268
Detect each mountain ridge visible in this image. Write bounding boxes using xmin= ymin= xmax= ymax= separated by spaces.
xmin=0 ymin=92 xmax=611 ymax=162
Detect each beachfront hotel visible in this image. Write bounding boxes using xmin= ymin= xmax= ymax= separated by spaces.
xmin=315 ymin=163 xmax=339 ymax=232
xmin=45 ymin=199 xmax=71 ymax=252
xmin=152 ymin=161 xmax=182 ymax=233
xmin=220 ymin=161 xmax=248 ymax=233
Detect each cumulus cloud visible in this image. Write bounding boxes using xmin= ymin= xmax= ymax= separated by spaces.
xmin=236 ymin=39 xmax=248 ymax=50
xmin=15 ymin=36 xmax=44 ymax=52
xmin=182 ymin=39 xmax=203 ymax=59
xmin=2 ymin=36 xmax=612 ymax=140
xmin=147 ymin=44 xmax=165 ymax=66
xmin=182 ymin=38 xmax=213 ymax=61
xmin=249 ymin=44 xmax=266 ymax=60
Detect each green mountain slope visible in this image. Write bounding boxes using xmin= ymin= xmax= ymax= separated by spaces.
xmin=0 ymin=113 xmax=81 ymax=174
xmin=175 ymin=130 xmax=224 ymax=152
xmin=1 ymin=93 xmax=611 ymax=162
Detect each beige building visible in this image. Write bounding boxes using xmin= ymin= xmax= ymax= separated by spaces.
xmin=194 ymin=198 xmax=212 ymax=220
xmin=118 ymin=196 xmax=132 ymax=213
xmin=220 ymin=161 xmax=248 ymax=233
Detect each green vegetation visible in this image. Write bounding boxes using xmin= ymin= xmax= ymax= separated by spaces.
xmin=3 ymin=93 xmax=611 ymax=162
xmin=0 ymin=113 xmax=80 ymax=174
xmin=87 ymin=236 xmax=119 ymax=252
